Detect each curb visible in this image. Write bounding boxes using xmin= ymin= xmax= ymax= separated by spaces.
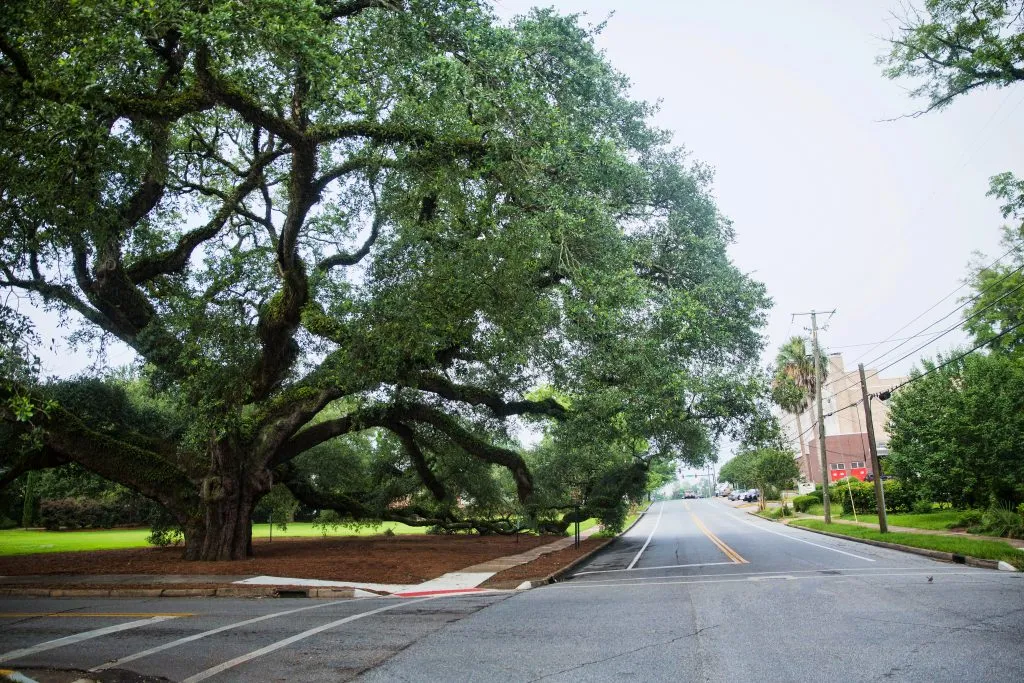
xmin=779 ymin=521 xmax=1019 ymax=572
xmin=521 ymin=504 xmax=653 ymax=589
xmin=0 ymin=585 xmax=358 ymax=599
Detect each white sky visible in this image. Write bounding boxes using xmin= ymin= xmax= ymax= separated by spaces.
xmin=21 ymin=2 xmax=1024 ymax=452
xmin=492 ymin=0 xmax=1022 ymax=376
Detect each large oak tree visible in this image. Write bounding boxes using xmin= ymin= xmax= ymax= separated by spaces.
xmin=0 ymin=0 xmax=767 ymax=559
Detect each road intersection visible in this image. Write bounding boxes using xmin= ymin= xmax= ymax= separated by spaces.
xmin=1 ymin=499 xmax=1021 ymax=681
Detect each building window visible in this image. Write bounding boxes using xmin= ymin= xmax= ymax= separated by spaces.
xmin=830 ymin=463 xmax=846 ymax=471
xmin=850 ymin=461 xmax=864 ymax=468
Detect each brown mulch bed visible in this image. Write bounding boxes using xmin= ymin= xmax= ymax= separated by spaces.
xmin=0 ymin=534 xmax=558 ymax=585
xmin=481 ymin=536 xmax=610 ymax=589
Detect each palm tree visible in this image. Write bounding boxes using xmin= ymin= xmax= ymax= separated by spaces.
xmin=772 ymin=336 xmax=828 ymax=482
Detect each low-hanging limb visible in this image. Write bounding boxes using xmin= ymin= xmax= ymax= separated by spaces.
xmin=413 ymin=373 xmax=568 ymax=419
xmin=0 ymin=387 xmax=199 ymax=521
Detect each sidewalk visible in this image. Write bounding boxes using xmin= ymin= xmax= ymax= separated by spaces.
xmin=394 ymin=525 xmax=606 ymax=596
xmin=0 ymin=526 xmax=608 ymax=599
xmin=789 ymin=514 xmax=1024 ymax=549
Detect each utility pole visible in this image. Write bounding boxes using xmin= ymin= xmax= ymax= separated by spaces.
xmin=859 ymin=363 xmax=888 ymax=533
xmin=794 ymin=309 xmax=834 ymax=523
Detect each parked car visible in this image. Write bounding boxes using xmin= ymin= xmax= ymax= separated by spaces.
xmin=683 ymin=491 xmax=697 ymax=499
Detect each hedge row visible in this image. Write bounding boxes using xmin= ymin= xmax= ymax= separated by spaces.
xmin=39 ymin=497 xmax=161 ymax=530
xmin=795 ymin=480 xmax=918 ymax=515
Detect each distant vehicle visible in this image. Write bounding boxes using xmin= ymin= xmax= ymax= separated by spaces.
xmin=738 ymin=489 xmax=759 ymax=502
xmin=684 ymin=491 xmax=697 ymax=499
xmin=728 ymin=490 xmax=741 ymax=501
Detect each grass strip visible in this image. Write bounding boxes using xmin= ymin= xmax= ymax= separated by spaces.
xmin=790 ymin=519 xmax=1021 ymax=570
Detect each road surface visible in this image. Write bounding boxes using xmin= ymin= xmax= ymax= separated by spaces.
xmin=2 ymin=499 xmax=1022 ymax=681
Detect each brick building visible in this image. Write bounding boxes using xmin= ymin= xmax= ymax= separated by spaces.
xmin=779 ymin=353 xmax=904 ymax=485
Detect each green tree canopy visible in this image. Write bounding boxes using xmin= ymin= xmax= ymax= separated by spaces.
xmin=0 ymin=0 xmax=767 ymax=559
xmin=964 ymin=226 xmax=1024 ymax=355
xmin=881 ymin=0 xmax=1024 ymax=114
xmin=886 ymin=351 xmax=1024 ymax=507
xmin=882 ymin=0 xmax=1024 ymax=222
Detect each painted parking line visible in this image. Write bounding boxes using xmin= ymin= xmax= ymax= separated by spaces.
xmin=626 ymin=502 xmax=663 ymax=570
xmin=0 ymin=617 xmax=177 ymax=663
xmin=90 ymin=599 xmax=355 ymax=672
xmin=691 ymin=514 xmax=748 ymax=564
xmin=181 ymin=597 xmax=438 ymax=683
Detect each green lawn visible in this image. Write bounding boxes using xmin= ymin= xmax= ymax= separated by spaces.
xmin=799 ymin=508 xmax=965 ymax=531
xmin=0 ymin=528 xmax=154 ymax=555
xmin=789 ymin=519 xmax=1022 ymax=570
xmin=0 ymin=521 xmax=428 ymax=556
xmin=836 ymin=509 xmax=963 ymax=530
xmin=564 ymin=518 xmax=600 ymax=535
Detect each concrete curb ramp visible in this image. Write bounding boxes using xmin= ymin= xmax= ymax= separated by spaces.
xmin=774 ymin=519 xmax=1019 ymax=572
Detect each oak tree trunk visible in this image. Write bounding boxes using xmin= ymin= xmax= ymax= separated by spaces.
xmin=183 ymin=445 xmax=271 ymax=561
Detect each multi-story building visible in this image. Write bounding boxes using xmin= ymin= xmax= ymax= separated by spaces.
xmin=776 ymin=353 xmax=906 ymax=485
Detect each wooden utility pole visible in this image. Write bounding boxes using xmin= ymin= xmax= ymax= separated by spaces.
xmin=810 ymin=312 xmax=831 ymax=523
xmin=795 ymin=310 xmax=834 ymax=523
xmin=858 ymin=363 xmax=888 ymax=533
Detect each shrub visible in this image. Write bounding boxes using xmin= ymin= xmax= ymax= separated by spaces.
xmin=146 ymin=506 xmax=183 ymax=547
xmin=792 ymin=495 xmax=818 ymax=513
xmin=911 ymin=499 xmax=935 ymax=515
xmin=882 ymin=480 xmax=916 ymax=513
xmin=947 ymin=509 xmax=983 ymax=529
xmin=979 ymin=503 xmax=1024 ymax=539
xmin=0 ymin=514 xmax=18 ymax=530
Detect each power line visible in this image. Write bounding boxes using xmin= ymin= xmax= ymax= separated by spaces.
xmin=821 ymin=258 xmax=1024 ymax=393
xmin=828 ymin=243 xmax=1022 ymax=377
xmin=878 ymin=316 xmax=1024 ymax=397
xmin=868 ymin=273 xmax=1024 ymax=380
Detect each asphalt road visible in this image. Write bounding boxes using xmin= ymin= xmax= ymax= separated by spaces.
xmin=2 ymin=499 xmax=1022 ymax=682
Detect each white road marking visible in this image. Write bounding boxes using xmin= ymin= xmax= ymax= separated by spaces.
xmin=555 ymin=571 xmax=990 ymax=590
xmin=724 ymin=512 xmax=877 ymax=562
xmin=626 ymin=502 xmax=663 ymax=570
xmin=0 ymin=617 xmax=175 ymax=663
xmin=90 ymin=599 xmax=356 ymax=672
xmin=572 ymin=561 xmax=735 ymax=577
xmin=568 ymin=566 xmax=973 ymax=585
xmin=180 ymin=597 xmax=438 ymax=683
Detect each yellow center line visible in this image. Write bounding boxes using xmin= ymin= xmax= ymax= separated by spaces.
xmin=691 ymin=514 xmax=748 ymax=564
xmin=0 ymin=613 xmax=194 ymax=618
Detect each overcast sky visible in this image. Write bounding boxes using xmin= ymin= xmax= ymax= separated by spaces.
xmin=23 ymin=1 xmax=1024 ymax=422
xmin=491 ymin=0 xmax=1023 ymax=378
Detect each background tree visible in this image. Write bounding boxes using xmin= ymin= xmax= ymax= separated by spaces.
xmin=751 ymin=448 xmax=800 ymax=512
xmin=0 ymin=1 xmax=767 ymax=559
xmin=963 ymin=226 xmax=1024 ymax=356
xmin=886 ymin=352 xmax=1024 ymax=507
xmin=719 ymin=450 xmax=758 ymax=491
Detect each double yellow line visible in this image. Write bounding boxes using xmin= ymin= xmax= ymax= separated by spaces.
xmin=691 ymin=514 xmax=748 ymax=564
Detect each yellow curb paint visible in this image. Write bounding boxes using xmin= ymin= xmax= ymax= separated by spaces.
xmin=691 ymin=514 xmax=748 ymax=564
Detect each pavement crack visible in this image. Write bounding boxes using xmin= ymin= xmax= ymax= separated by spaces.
xmin=526 ymin=625 xmax=719 ymax=682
